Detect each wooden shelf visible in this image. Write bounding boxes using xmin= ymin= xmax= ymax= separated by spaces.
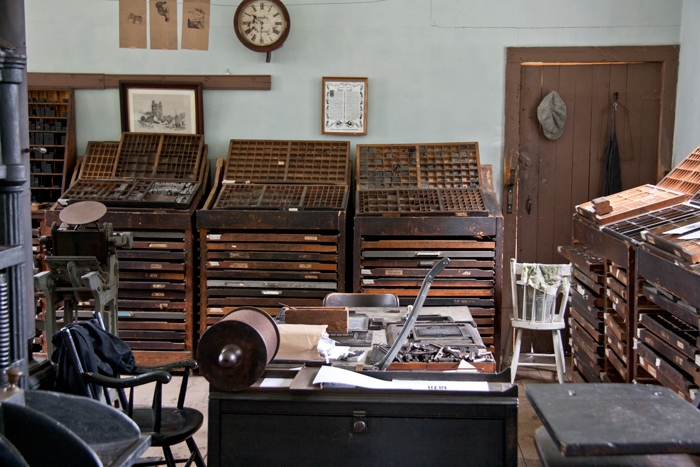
xmin=28 ymin=88 xmax=76 ymax=204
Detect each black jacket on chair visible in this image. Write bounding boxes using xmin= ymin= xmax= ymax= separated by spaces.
xmin=51 ymin=319 xmax=135 ymax=396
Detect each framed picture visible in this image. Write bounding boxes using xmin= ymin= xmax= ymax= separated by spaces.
xmin=322 ymin=77 xmax=367 ymax=136
xmin=119 ymin=82 xmax=204 ymax=134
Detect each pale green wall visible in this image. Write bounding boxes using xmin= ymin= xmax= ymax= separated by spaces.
xmin=674 ymin=0 xmax=700 ymax=167
xmin=24 ymin=0 xmax=683 ymax=197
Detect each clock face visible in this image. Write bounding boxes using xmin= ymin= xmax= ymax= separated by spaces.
xmin=237 ymin=1 xmax=288 ymax=48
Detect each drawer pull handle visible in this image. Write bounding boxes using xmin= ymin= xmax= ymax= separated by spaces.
xmin=415 ymin=252 xmax=441 ymax=257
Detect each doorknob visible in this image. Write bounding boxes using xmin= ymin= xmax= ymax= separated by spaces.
xmin=526 ymin=196 xmax=532 ymax=215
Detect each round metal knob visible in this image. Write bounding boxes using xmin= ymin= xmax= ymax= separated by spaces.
xmin=218 ymin=344 xmax=243 ymax=368
xmin=353 ymin=420 xmax=367 ymax=433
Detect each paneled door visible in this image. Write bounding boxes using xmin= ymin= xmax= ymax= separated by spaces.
xmin=517 ymin=62 xmax=663 ymax=265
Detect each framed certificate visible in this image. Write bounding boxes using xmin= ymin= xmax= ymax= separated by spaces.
xmin=322 ymin=77 xmax=367 ymax=135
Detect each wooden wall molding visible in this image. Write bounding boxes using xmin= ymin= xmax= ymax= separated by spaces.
xmin=27 ymin=73 xmax=271 ymax=90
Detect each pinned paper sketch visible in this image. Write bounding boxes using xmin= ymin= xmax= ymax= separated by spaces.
xmin=150 ymin=0 xmax=178 ymax=49
xmin=182 ymin=0 xmax=211 ymax=50
xmin=119 ymin=0 xmax=147 ymax=49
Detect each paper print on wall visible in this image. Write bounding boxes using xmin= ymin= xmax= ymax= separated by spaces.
xmin=119 ymin=0 xmax=147 ymax=49
xmin=182 ymin=0 xmax=211 ymax=51
xmin=149 ymin=0 xmax=178 ymax=49
xmin=127 ymin=88 xmax=196 ymax=134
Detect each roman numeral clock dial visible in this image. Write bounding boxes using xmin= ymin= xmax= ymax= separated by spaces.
xmin=234 ymin=0 xmax=290 ymax=62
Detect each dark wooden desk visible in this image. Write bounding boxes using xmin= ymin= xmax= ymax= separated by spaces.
xmin=526 ymin=383 xmax=700 ymax=457
xmin=208 ymin=364 xmax=516 ymax=467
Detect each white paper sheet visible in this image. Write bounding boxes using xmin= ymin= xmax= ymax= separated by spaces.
xmin=312 ymin=366 xmax=489 ymax=392
xmin=259 ymin=378 xmax=294 ymax=388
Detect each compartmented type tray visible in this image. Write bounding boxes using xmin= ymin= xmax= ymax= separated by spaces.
xmin=575 ymin=184 xmax=689 ymax=225
xmin=357 ymin=188 xmax=487 ymax=215
xmin=214 ymin=184 xmax=348 ymax=210
xmin=114 ymin=133 xmax=204 ymax=180
xmin=640 ymin=210 xmax=700 ymax=264
xmin=59 ymin=133 xmax=206 ymax=208
xmin=603 ymin=203 xmax=700 ymax=244
xmin=225 ymin=140 xmax=350 ymax=184
xmin=78 ymin=141 xmax=120 ymax=180
xmin=356 ymin=143 xmax=481 ymax=189
xmin=658 ymin=145 xmax=700 ymax=195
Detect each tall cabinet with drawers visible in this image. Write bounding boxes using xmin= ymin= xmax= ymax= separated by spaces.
xmin=45 ymin=133 xmax=210 ymax=365
xmin=196 ymin=140 xmax=351 ymax=336
xmin=352 ymin=142 xmax=503 ymax=360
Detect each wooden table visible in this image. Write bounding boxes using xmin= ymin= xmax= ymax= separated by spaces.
xmin=526 ymin=383 xmax=700 ymax=458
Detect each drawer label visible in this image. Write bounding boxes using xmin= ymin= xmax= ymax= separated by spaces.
xmin=363 ymin=279 xmax=375 ymax=285
xmin=232 ymin=263 xmax=248 ymax=268
xmin=386 ymin=269 xmax=403 ymax=276
xmin=152 ymin=284 xmax=166 ymax=289
xmin=151 ymin=292 xmax=165 ymax=297
xmin=299 ymin=264 xmax=312 ymax=269
xmin=209 ymin=261 xmax=220 ymax=267
xmin=678 ymin=340 xmax=685 ymax=350
xmin=149 ymin=243 xmax=168 ymax=248
xmin=304 ymin=275 xmax=318 ymax=279
xmin=304 ymin=236 xmax=318 ymax=241
xmin=150 ymin=264 xmax=162 ymax=269
xmin=361 ymin=269 xmax=371 ymax=275
xmin=209 ymin=234 xmax=221 ymax=240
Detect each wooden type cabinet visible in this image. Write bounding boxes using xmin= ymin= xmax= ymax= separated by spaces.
xmin=354 ymin=213 xmax=503 ymax=356
xmin=197 ymin=141 xmax=351 ymax=335
xmin=571 ymin=214 xmax=668 ymax=384
xmin=46 ymin=207 xmax=202 ymax=366
xmin=558 ymin=246 xmax=608 ymax=383
xmin=353 ymin=142 xmax=503 ymax=360
xmin=207 ymin=369 xmax=518 ymax=467
xmin=45 ymin=135 xmax=210 ymax=366
xmin=27 ymin=88 xmax=76 ymax=205
xmin=198 ymin=210 xmax=347 ymax=330
xmin=635 ymin=244 xmax=700 ymax=402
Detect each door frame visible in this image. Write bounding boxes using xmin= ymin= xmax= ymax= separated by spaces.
xmin=500 ymin=45 xmax=679 ymax=359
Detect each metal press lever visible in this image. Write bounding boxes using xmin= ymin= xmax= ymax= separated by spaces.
xmin=373 ymin=258 xmax=450 ymax=371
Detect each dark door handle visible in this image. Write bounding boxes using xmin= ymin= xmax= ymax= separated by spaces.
xmin=526 ymin=196 xmax=532 ymax=215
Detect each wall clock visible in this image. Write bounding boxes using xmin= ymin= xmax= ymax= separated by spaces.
xmin=234 ymin=0 xmax=290 ymax=62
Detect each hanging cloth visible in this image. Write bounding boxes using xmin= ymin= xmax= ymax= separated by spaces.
xmin=602 ymin=93 xmax=622 ymax=196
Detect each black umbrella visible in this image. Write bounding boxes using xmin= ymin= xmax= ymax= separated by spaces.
xmin=603 ymin=92 xmax=622 ymax=196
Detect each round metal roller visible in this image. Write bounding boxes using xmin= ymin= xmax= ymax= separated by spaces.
xmin=197 ymin=306 xmax=280 ymax=391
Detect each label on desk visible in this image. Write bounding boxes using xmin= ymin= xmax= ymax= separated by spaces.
xmin=313 ymin=366 xmax=488 ymax=392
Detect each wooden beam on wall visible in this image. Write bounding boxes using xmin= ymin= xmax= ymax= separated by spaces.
xmin=28 ymin=73 xmax=271 ymax=90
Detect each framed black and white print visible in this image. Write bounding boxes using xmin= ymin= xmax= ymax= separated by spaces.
xmin=119 ymin=82 xmax=204 ymax=134
xmin=322 ymin=77 xmax=367 ymax=136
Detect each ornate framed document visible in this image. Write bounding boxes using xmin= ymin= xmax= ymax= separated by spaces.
xmin=322 ymin=77 xmax=367 ymax=135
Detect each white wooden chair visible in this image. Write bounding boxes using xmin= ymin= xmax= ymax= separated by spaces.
xmin=510 ymin=258 xmax=572 ymax=384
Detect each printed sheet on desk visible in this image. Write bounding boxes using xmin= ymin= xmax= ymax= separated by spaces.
xmin=312 ymin=365 xmax=488 ymax=391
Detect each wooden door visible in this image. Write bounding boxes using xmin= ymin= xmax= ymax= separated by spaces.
xmin=517 ymin=62 xmax=663 ymax=264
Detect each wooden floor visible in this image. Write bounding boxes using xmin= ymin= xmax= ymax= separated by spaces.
xmin=134 ymin=360 xmax=569 ymax=465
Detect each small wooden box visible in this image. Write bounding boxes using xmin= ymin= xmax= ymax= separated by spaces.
xmin=283 ymin=306 xmax=349 ymax=333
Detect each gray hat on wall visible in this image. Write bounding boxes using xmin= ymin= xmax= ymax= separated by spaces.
xmin=537 ymin=91 xmax=567 ymax=140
